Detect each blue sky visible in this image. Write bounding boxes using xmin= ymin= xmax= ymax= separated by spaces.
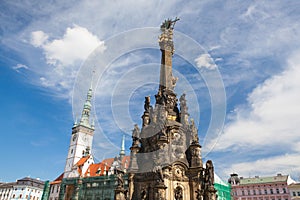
xmin=1 ymin=0 xmax=300 ymax=182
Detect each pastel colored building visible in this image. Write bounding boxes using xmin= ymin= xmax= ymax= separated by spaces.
xmin=229 ymin=174 xmax=295 ymax=200
xmin=288 ymin=183 xmax=300 ymax=200
xmin=0 ymin=182 xmax=16 ymax=200
xmin=0 ymin=177 xmax=44 ymax=200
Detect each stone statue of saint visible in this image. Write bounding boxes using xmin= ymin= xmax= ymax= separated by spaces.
xmin=144 ymin=96 xmax=151 ymax=112
xmin=117 ymin=172 xmax=124 ymax=188
xmin=175 ymin=187 xmax=183 ymax=200
xmin=190 ymin=119 xmax=199 ymax=143
xmin=132 ymin=124 xmax=140 ymax=146
xmin=160 ymin=17 xmax=180 ymax=30
xmin=196 ymin=188 xmax=203 ymax=200
xmin=205 ymin=160 xmax=214 ymax=187
xmin=153 ymin=165 xmax=164 ymax=183
xmin=141 ymin=188 xmax=147 ymax=200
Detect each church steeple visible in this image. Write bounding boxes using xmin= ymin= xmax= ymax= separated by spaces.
xmin=79 ymin=86 xmax=94 ymax=129
xmin=64 ymin=82 xmax=95 ymax=178
xmin=119 ymin=134 xmax=125 ymax=159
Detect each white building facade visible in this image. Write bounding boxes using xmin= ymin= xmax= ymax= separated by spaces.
xmin=0 ymin=177 xmax=44 ymax=200
xmin=0 ymin=182 xmax=15 ymax=200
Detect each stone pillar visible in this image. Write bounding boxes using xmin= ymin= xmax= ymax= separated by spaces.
xmin=155 ymin=183 xmax=167 ymax=200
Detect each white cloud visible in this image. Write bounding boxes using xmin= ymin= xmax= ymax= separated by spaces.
xmin=213 ymin=51 xmax=300 ymax=178
xmin=27 ymin=25 xmax=106 ymax=99
xmin=12 ymin=64 xmax=29 ymax=72
xmin=226 ymin=153 xmax=300 ymax=178
xmin=31 ymin=25 xmax=105 ymax=66
xmin=215 ymin=58 xmax=300 ymax=150
xmin=195 ymin=53 xmax=217 ymax=70
xmin=30 ymin=31 xmax=48 ymax=47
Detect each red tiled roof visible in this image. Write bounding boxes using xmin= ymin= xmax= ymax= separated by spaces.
xmin=101 ymin=158 xmax=114 ymax=167
xmin=121 ymin=156 xmax=130 ymax=169
xmin=84 ymin=163 xmax=110 ymax=177
xmin=50 ymin=173 xmax=64 ymax=185
xmin=84 ymin=156 xmax=130 ymax=177
xmin=52 ymin=156 xmax=131 ymax=180
xmin=76 ymin=155 xmax=90 ymax=166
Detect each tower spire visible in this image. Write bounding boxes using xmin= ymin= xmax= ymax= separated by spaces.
xmin=119 ymin=134 xmax=125 ymax=159
xmin=79 ymin=71 xmax=95 ymax=129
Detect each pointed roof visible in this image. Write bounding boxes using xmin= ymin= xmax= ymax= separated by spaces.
xmin=76 ymin=155 xmax=91 ymax=166
xmin=84 ymin=163 xmax=108 ymax=177
xmin=119 ymin=134 xmax=126 ymax=158
xmin=77 ymin=85 xmax=94 ymax=129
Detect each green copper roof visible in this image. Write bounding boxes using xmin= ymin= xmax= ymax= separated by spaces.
xmin=78 ymin=87 xmax=94 ymax=129
xmin=240 ymin=175 xmax=288 ymax=185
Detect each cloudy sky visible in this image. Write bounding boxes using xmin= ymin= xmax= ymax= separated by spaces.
xmin=1 ymin=0 xmax=300 ymax=182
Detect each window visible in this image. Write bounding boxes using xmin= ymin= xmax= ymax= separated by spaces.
xmin=270 ymin=189 xmax=273 ymax=194
xmin=265 ymin=189 xmax=268 ymax=195
xmin=253 ymin=190 xmax=256 ymax=195
xmin=242 ymin=191 xmax=245 ymax=195
xmin=297 ymin=192 xmax=300 ymax=196
xmin=283 ymin=188 xmax=286 ymax=193
xmin=293 ymin=192 xmax=296 ymax=196
xmin=276 ymin=188 xmax=279 ymax=194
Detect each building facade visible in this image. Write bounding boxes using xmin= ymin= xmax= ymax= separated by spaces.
xmin=288 ymin=183 xmax=300 ymax=200
xmin=0 ymin=177 xmax=44 ymax=200
xmin=229 ymin=173 xmax=294 ymax=200
xmin=0 ymin=182 xmax=15 ymax=200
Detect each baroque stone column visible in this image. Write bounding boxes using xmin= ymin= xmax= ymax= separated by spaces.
xmin=155 ymin=183 xmax=167 ymax=200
